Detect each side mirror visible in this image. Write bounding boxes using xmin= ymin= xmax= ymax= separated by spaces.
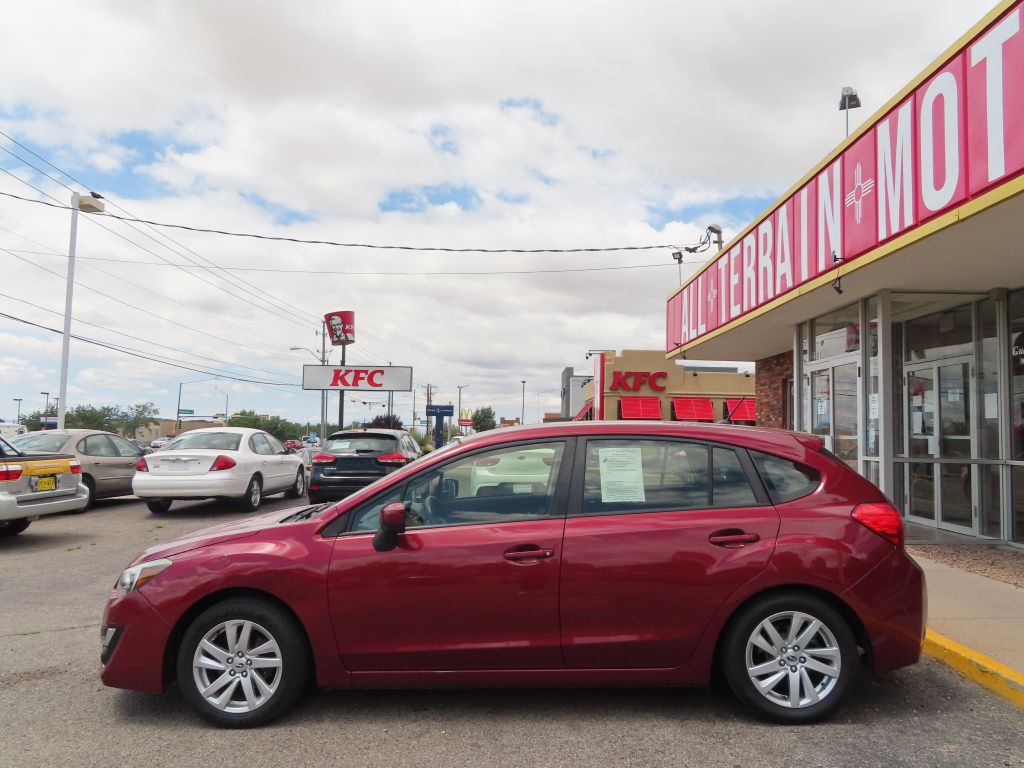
xmin=373 ymin=502 xmax=407 ymax=552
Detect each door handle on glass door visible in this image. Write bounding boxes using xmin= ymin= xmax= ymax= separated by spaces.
xmin=708 ymin=531 xmax=760 ymax=546
xmin=503 ymin=547 xmax=554 ymax=562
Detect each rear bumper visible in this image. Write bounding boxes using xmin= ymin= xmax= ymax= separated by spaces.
xmin=0 ymin=485 xmax=89 ymax=521
xmin=309 ymin=471 xmax=387 ymax=498
xmin=133 ymin=473 xmax=249 ymax=500
xmin=842 ymin=548 xmax=927 ymax=674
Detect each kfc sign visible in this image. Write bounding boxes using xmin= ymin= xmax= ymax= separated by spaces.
xmin=302 ymin=365 xmax=412 ymax=392
xmin=609 ymin=371 xmax=668 ymax=392
xmin=668 ymin=2 xmax=1024 ymax=353
xmin=324 ymin=310 xmax=355 ymax=346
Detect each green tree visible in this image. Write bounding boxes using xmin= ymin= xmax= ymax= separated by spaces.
xmin=369 ymin=414 xmax=404 ymax=430
xmin=227 ymin=410 xmax=265 ymax=430
xmin=472 ymin=406 xmax=497 ymax=432
xmin=64 ymin=404 xmax=121 ymax=431
xmin=117 ymin=402 xmax=160 ymax=438
xmin=21 ymin=409 xmax=50 ymax=432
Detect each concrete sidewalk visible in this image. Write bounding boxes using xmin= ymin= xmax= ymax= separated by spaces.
xmin=911 ymin=553 xmax=1024 ymax=706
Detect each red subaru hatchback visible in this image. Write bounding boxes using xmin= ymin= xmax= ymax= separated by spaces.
xmin=100 ymin=422 xmax=925 ymax=727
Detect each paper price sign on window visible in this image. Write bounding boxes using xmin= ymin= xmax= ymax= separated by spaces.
xmin=597 ymin=446 xmax=646 ymax=503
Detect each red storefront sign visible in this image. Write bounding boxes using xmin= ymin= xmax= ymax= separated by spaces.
xmin=667 ymin=2 xmax=1024 ymax=354
xmin=609 ymin=371 xmax=668 ymax=391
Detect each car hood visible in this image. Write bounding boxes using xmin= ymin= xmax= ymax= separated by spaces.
xmin=131 ymin=506 xmax=305 ymax=563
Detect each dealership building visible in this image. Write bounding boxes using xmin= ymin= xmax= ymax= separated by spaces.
xmin=666 ymin=0 xmax=1024 ymax=544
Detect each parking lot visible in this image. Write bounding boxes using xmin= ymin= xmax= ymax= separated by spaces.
xmin=1 ymin=497 xmax=1021 ymax=768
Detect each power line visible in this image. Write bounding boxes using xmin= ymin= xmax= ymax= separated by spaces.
xmin=0 ymin=189 xmax=680 ymax=254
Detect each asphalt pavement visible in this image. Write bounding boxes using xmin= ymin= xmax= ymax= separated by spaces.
xmin=1 ymin=497 xmax=1022 ymax=768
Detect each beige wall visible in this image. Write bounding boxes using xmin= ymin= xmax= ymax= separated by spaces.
xmin=585 ymin=349 xmax=755 ymax=421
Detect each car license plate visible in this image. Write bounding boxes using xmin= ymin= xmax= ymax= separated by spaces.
xmin=33 ymin=476 xmax=57 ymax=492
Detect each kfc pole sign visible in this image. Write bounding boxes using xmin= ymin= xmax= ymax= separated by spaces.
xmin=667 ymin=2 xmax=1024 ymax=353
xmin=302 ymin=365 xmax=413 ymax=391
xmin=324 ymin=311 xmax=355 ymax=346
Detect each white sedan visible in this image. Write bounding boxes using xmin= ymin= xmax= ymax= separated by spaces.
xmin=132 ymin=427 xmax=306 ymax=514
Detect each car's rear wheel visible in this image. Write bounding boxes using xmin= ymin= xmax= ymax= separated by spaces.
xmin=722 ymin=591 xmax=857 ymax=724
xmin=0 ymin=518 xmax=31 ymax=536
xmin=284 ymin=470 xmax=305 ymax=499
xmin=76 ymin=475 xmax=95 ymax=513
xmin=237 ymin=476 xmax=262 ymax=512
xmin=176 ymin=597 xmax=309 ymax=728
xmin=146 ymin=499 xmax=172 ymax=514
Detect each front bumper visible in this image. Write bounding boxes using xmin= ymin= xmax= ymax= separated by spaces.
xmin=0 ymin=485 xmax=90 ymax=522
xmin=100 ymin=588 xmax=173 ymax=694
xmin=132 ymin=472 xmax=249 ymax=500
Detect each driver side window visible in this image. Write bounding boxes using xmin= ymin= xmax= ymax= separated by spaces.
xmin=350 ymin=441 xmax=566 ymax=531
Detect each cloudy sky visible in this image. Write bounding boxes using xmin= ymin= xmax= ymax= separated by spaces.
xmin=0 ymin=0 xmax=995 ymax=429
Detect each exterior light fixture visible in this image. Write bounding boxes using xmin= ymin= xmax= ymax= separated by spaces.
xmin=839 ymin=87 xmax=861 ymax=137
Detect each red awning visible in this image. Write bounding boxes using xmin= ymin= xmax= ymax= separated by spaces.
xmin=572 ymin=399 xmax=593 ymax=421
xmin=725 ymin=398 xmax=757 ymax=422
xmin=619 ymin=396 xmax=663 ymax=420
xmin=672 ymin=397 xmax=715 ymax=421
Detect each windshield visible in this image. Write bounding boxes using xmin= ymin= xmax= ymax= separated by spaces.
xmin=166 ymin=432 xmax=242 ymax=451
xmin=9 ymin=432 xmax=69 ymax=454
xmin=324 ymin=434 xmax=398 ymax=453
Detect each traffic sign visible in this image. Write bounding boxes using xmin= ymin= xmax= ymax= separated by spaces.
xmin=426 ymin=404 xmax=454 ymax=416
xmin=177 ymin=408 xmax=194 ymax=415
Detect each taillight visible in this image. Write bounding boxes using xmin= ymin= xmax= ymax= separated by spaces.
xmin=0 ymin=463 xmax=23 ymax=481
xmin=312 ymin=453 xmax=335 ymax=464
xmin=375 ymin=452 xmax=407 ymax=466
xmin=209 ymin=455 xmax=237 ymax=471
xmin=852 ymin=502 xmax=904 ymax=548
xmin=475 ymin=457 xmax=500 ymax=467
xmin=134 ymin=457 xmax=148 ymax=472
xmin=69 ymin=459 xmax=82 ymax=475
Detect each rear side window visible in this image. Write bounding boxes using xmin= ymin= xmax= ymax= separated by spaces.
xmin=580 ymin=439 xmax=760 ymax=515
xmin=751 ymin=451 xmax=820 ymax=503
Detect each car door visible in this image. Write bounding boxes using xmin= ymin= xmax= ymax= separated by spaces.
xmin=327 ymin=439 xmax=573 ymax=672
xmin=77 ymin=434 xmax=122 ymax=495
xmin=262 ymin=432 xmax=293 ymax=490
xmin=559 ymin=437 xmax=780 ymax=669
xmin=247 ymin=433 xmax=279 ymax=489
xmin=106 ymin=435 xmax=143 ymax=495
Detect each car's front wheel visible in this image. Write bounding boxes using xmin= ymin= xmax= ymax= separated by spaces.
xmin=722 ymin=591 xmax=858 ymax=724
xmin=176 ymin=597 xmax=309 ymax=727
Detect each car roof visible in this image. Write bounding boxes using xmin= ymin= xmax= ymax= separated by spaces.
xmin=173 ymin=427 xmax=263 ymax=436
xmin=327 ymin=428 xmax=408 ymax=438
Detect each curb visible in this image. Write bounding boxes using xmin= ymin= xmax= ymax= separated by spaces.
xmin=923 ymin=629 xmax=1024 ymax=708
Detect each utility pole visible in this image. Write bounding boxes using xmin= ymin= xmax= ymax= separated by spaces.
xmin=521 ymin=380 xmax=526 ymax=425
xmin=320 ymin=323 xmax=327 ymax=442
xmin=422 ymin=383 xmax=436 ymax=441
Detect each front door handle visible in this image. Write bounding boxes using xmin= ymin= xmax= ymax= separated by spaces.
xmin=708 ymin=531 xmax=760 ymax=547
xmin=503 ymin=546 xmax=555 ymax=562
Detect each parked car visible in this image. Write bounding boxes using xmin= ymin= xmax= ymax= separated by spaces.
xmin=308 ymin=428 xmax=421 ymax=503
xmin=282 ymin=439 xmax=304 ymax=451
xmin=10 ymin=429 xmax=147 ymax=509
xmin=0 ymin=436 xmax=88 ymax=535
xmin=132 ymin=427 xmax=306 ymax=514
xmin=149 ymin=438 xmax=171 ymax=450
xmin=100 ymin=422 xmax=924 ymax=727
xmin=0 ymin=422 xmax=27 ymax=439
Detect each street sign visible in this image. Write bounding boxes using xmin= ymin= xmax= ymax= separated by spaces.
xmin=177 ymin=408 xmax=194 ymax=415
xmin=426 ymin=404 xmax=454 ymax=416
xmin=302 ymin=365 xmax=413 ymax=392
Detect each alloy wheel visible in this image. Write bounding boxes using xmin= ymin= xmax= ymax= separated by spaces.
xmin=191 ymin=619 xmax=282 ymax=714
xmin=744 ymin=610 xmax=842 ymax=709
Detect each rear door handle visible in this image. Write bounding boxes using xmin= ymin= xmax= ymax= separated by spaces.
xmin=503 ymin=547 xmax=555 ymax=562
xmin=708 ymin=531 xmax=760 ymax=547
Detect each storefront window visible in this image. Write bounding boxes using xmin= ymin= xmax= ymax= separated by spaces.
xmin=810 ymin=304 xmax=860 ymax=361
xmin=1013 ymin=466 xmax=1024 ymax=544
xmin=980 ymin=299 xmax=1000 ymax=459
xmin=865 ymin=297 xmax=879 ymax=458
xmin=980 ymin=464 xmax=1002 ymax=539
xmin=906 ymin=304 xmax=973 ymax=361
xmin=1010 ymin=289 xmax=1024 ymax=462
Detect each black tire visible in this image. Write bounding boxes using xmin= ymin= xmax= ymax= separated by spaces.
xmin=175 ymin=597 xmax=310 ymax=728
xmin=721 ymin=591 xmax=858 ymax=724
xmin=74 ymin=475 xmax=96 ymax=513
xmin=307 ymin=490 xmax=323 ymax=504
xmin=146 ymin=499 xmax=172 ymax=514
xmin=284 ymin=470 xmax=306 ymax=499
xmin=237 ymin=476 xmax=262 ymax=512
xmin=0 ymin=518 xmax=31 ymax=536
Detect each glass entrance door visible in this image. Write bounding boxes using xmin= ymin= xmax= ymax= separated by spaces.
xmin=808 ymin=361 xmax=860 ymax=472
xmin=904 ymin=357 xmax=975 ymax=533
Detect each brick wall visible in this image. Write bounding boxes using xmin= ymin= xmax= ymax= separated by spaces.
xmin=755 ymin=351 xmax=793 ymax=429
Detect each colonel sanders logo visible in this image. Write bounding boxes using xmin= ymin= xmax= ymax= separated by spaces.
xmin=324 ymin=311 xmax=355 ymax=346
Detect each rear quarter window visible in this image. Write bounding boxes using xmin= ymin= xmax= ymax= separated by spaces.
xmin=750 ymin=451 xmax=820 ymax=503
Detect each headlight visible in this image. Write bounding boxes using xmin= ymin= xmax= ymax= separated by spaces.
xmin=116 ymin=558 xmax=172 ymax=597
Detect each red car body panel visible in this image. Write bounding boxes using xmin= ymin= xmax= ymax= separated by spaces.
xmin=100 ymin=422 xmax=925 ymax=696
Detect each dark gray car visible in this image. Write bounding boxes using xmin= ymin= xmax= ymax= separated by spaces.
xmin=308 ymin=428 xmax=420 ymax=502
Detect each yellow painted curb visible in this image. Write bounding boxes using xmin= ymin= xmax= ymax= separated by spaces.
xmin=923 ymin=629 xmax=1024 ymax=708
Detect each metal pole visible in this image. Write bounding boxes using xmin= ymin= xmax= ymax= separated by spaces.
xmin=57 ymin=193 xmax=80 ymax=430
xmin=175 ymin=382 xmax=183 ymax=436
xmin=845 ymin=108 xmax=849 ymax=137
xmin=338 ymin=345 xmax=346 ymax=431
xmin=43 ymin=392 xmax=50 ymax=417
xmin=14 ymin=398 xmax=22 ymax=423
xmin=521 ymin=380 xmax=526 ymax=424
xmin=320 ymin=323 xmax=327 ymax=443
xmin=457 ymin=387 xmax=462 ymax=435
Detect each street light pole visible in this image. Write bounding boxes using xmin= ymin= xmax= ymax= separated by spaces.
xmin=214 ymin=385 xmax=229 ymax=425
xmin=57 ymin=192 xmax=104 ymax=430
xmin=521 ymin=380 xmax=526 ymax=425
xmin=13 ymin=398 xmax=22 ymax=424
xmin=457 ymin=385 xmax=469 ymax=434
xmin=41 ymin=391 xmax=50 ymax=419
